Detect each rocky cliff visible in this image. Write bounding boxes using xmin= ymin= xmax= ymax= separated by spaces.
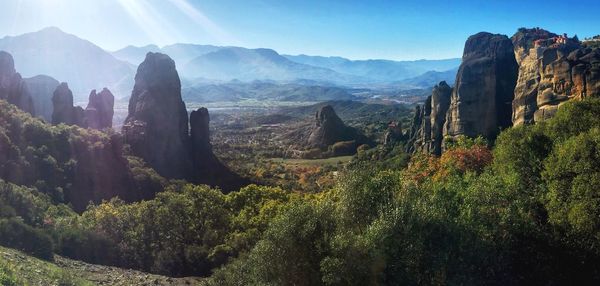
xmin=512 ymin=28 xmax=600 ymax=124
xmin=51 ymin=82 xmax=86 ymax=127
xmin=444 ymin=32 xmax=518 ymax=142
xmin=85 ymin=88 xmax=114 ymax=129
xmin=189 ymin=107 xmax=248 ymax=189
xmin=406 ymin=81 xmax=452 ymax=155
xmin=123 ymin=52 xmax=247 ymax=191
xmin=306 ymin=105 xmax=371 ymax=152
xmin=0 ymin=51 xmax=34 ymax=115
xmin=23 ymin=75 xmax=59 ymax=122
xmin=123 ymin=52 xmax=192 ymax=179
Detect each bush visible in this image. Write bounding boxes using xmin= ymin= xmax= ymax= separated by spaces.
xmin=0 ymin=218 xmax=54 ymax=260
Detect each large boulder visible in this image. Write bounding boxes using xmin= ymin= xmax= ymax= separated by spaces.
xmin=23 ymin=75 xmax=59 ymax=122
xmin=511 ymin=28 xmax=600 ymax=124
xmin=85 ymin=88 xmax=114 ymax=129
xmin=123 ymin=52 xmax=192 ymax=179
xmin=444 ymin=32 xmax=518 ymax=142
xmin=0 ymin=51 xmax=34 ymax=115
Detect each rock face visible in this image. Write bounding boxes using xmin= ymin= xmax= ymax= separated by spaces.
xmin=429 ymin=81 xmax=452 ymax=154
xmin=123 ymin=52 xmax=247 ymax=191
xmin=189 ymin=107 xmax=248 ymax=188
xmin=51 ymin=83 xmax=86 ymax=127
xmin=190 ymin=108 xmax=211 ymax=154
xmin=85 ymin=88 xmax=114 ymax=129
xmin=407 ymin=97 xmax=431 ymax=153
xmin=123 ymin=52 xmax=192 ymax=179
xmin=23 ymin=75 xmax=59 ymax=122
xmin=444 ymin=32 xmax=518 ymax=142
xmin=0 ymin=51 xmax=34 ymax=115
xmin=383 ymin=121 xmax=404 ymax=146
xmin=406 ymin=81 xmax=452 ymax=155
xmin=308 ymin=105 xmax=349 ymax=148
xmin=512 ymin=28 xmax=600 ymax=124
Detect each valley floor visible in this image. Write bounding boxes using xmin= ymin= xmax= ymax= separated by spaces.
xmin=0 ymin=246 xmax=202 ymax=285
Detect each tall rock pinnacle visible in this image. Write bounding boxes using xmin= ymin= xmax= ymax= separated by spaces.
xmin=85 ymin=88 xmax=114 ymax=129
xmin=0 ymin=51 xmax=34 ymax=115
xmin=443 ymin=32 xmax=518 ymax=142
xmin=123 ymin=52 xmax=191 ymax=179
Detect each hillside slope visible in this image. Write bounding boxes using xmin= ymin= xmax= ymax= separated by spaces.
xmin=0 ymin=246 xmax=201 ymax=285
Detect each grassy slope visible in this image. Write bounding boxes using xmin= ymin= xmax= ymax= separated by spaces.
xmin=0 ymin=246 xmax=202 ymax=285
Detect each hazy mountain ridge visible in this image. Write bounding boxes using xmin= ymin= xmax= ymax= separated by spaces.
xmin=0 ymin=27 xmax=134 ymax=101
xmin=0 ymin=27 xmax=458 ymax=104
xmin=283 ymin=54 xmax=461 ymax=82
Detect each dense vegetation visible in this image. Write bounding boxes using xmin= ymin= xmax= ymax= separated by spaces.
xmin=2 ymin=98 xmax=600 ymax=284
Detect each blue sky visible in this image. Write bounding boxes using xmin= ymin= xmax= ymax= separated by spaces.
xmin=0 ymin=0 xmax=598 ymax=60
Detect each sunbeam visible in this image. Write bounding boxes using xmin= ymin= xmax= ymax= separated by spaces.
xmin=166 ymin=0 xmax=241 ymax=45
xmin=115 ymin=0 xmax=182 ymax=46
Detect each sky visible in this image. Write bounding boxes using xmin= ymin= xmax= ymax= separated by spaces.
xmin=0 ymin=0 xmax=599 ymax=60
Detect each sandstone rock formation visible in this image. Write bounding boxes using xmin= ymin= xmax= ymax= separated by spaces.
xmin=85 ymin=88 xmax=114 ymax=129
xmin=0 ymin=51 xmax=34 ymax=115
xmin=189 ymin=107 xmax=248 ymax=188
xmin=406 ymin=81 xmax=452 ymax=155
xmin=406 ymin=97 xmax=431 ymax=153
xmin=307 ymin=105 xmax=369 ymax=150
xmin=383 ymin=121 xmax=404 ymax=146
xmin=512 ymin=28 xmax=600 ymax=124
xmin=123 ymin=52 xmax=192 ymax=179
xmin=23 ymin=75 xmax=59 ymax=122
xmin=429 ymin=81 xmax=452 ymax=154
xmin=123 ymin=52 xmax=247 ymax=191
xmin=444 ymin=32 xmax=518 ymax=141
xmin=51 ymin=82 xmax=86 ymax=127
xmin=190 ymin=107 xmax=211 ymax=155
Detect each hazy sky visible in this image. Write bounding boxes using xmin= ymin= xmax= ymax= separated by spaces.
xmin=0 ymin=0 xmax=598 ymax=60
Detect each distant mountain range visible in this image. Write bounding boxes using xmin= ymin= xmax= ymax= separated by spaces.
xmin=0 ymin=27 xmax=460 ymax=102
xmin=282 ymin=55 xmax=460 ymax=83
xmin=182 ymin=81 xmax=357 ymax=102
xmin=0 ymin=27 xmax=134 ymax=101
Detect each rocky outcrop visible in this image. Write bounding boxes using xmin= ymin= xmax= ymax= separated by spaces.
xmin=85 ymin=88 xmax=114 ymax=129
xmin=189 ymin=107 xmax=249 ymax=189
xmin=123 ymin=52 xmax=247 ymax=191
xmin=51 ymin=83 xmax=86 ymax=127
xmin=512 ymin=28 xmax=600 ymax=124
xmin=406 ymin=81 xmax=452 ymax=155
xmin=444 ymin=32 xmax=518 ymax=142
xmin=383 ymin=121 xmax=404 ymax=146
xmin=23 ymin=75 xmax=59 ymax=122
xmin=429 ymin=81 xmax=452 ymax=155
xmin=190 ymin=108 xmax=211 ymax=154
xmin=308 ymin=105 xmax=348 ymax=148
xmin=123 ymin=52 xmax=192 ymax=179
xmin=0 ymin=51 xmax=34 ymax=115
xmin=407 ymin=97 xmax=431 ymax=153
